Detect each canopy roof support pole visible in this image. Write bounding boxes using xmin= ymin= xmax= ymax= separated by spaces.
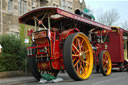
xmin=34 ymin=19 xmax=37 ymax=31
xmin=48 ymin=15 xmax=51 ymax=30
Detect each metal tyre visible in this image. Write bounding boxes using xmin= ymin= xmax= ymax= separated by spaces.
xmin=63 ymin=32 xmax=93 ymax=80
xmin=28 ymin=44 xmax=41 ymax=81
xmin=99 ymin=50 xmax=112 ymax=76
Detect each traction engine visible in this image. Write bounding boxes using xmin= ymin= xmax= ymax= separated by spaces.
xmin=19 ymin=7 xmax=112 ymax=81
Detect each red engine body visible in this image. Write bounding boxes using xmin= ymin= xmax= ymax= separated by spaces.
xmin=27 ymin=28 xmax=80 ymax=71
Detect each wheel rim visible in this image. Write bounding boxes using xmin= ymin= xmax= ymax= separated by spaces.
xmin=72 ymin=33 xmax=93 ymax=79
xmin=102 ymin=51 xmax=112 ymax=75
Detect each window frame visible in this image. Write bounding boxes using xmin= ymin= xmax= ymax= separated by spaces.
xmin=8 ymin=0 xmax=13 ymax=13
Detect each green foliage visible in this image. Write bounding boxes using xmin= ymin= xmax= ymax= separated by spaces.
xmin=19 ymin=24 xmax=25 ymax=43
xmin=19 ymin=24 xmax=32 ymax=45
xmin=0 ymin=34 xmax=27 ymax=72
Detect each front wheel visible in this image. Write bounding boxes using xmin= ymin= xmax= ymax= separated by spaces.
xmin=63 ymin=32 xmax=93 ymax=81
xmin=99 ymin=50 xmax=112 ymax=76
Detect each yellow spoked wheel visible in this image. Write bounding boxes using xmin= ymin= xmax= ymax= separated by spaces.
xmin=63 ymin=32 xmax=93 ymax=80
xmin=99 ymin=50 xmax=112 ymax=76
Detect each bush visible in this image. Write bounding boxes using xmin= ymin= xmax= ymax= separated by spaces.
xmin=0 ymin=34 xmax=27 ymax=72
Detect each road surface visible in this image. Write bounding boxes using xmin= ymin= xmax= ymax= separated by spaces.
xmin=0 ymin=71 xmax=128 ymax=85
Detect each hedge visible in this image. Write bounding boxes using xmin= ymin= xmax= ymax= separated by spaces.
xmin=0 ymin=34 xmax=27 ymax=72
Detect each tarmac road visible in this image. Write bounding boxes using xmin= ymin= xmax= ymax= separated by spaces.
xmin=0 ymin=70 xmax=128 ymax=85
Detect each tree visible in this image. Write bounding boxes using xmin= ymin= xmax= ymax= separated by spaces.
xmin=121 ymin=20 xmax=128 ymax=30
xmin=19 ymin=24 xmax=32 ymax=45
xmin=96 ymin=9 xmax=120 ymax=26
xmin=19 ymin=24 xmax=25 ymax=43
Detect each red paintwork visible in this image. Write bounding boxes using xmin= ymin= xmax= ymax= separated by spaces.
xmin=59 ymin=28 xmax=80 ymax=40
xmin=107 ymin=30 xmax=124 ymax=63
xmin=38 ymin=62 xmax=51 ymax=70
xmin=27 ymin=29 xmax=34 ymax=36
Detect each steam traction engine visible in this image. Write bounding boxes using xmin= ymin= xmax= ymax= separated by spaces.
xmin=19 ymin=7 xmax=112 ymax=81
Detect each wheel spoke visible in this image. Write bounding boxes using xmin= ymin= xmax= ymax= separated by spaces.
xmin=104 ymin=64 xmax=107 ymax=68
xmin=77 ymin=38 xmax=81 ymax=52
xmin=83 ymin=60 xmax=89 ymax=67
xmin=72 ymin=43 xmax=80 ymax=53
xmin=85 ymin=50 xmax=89 ymax=54
xmin=76 ymin=62 xmax=80 ymax=74
xmin=73 ymin=58 xmax=77 ymax=63
xmin=74 ymin=59 xmax=80 ymax=67
xmin=80 ymin=62 xmax=85 ymax=73
xmin=72 ymin=47 xmax=76 ymax=54
xmin=72 ymin=54 xmax=79 ymax=57
xmin=104 ymin=54 xmax=108 ymax=61
xmin=80 ymin=39 xmax=84 ymax=47
xmin=103 ymin=58 xmax=106 ymax=62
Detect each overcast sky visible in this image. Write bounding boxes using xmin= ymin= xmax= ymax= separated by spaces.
xmin=81 ymin=0 xmax=128 ymax=26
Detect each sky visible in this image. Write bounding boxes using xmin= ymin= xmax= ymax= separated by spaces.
xmin=81 ymin=0 xmax=128 ymax=27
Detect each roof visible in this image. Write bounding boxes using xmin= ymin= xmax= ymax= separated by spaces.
xmin=19 ymin=7 xmax=111 ymax=31
xmin=111 ymin=26 xmax=128 ymax=35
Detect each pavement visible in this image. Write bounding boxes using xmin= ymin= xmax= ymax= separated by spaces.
xmin=0 ymin=76 xmax=36 ymax=85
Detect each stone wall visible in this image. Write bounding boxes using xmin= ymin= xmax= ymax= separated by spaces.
xmin=0 ymin=71 xmax=25 ymax=78
xmin=2 ymin=13 xmax=19 ymax=34
xmin=0 ymin=0 xmax=38 ymax=34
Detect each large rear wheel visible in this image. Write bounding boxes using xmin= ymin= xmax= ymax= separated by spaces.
xmin=28 ymin=44 xmax=41 ymax=81
xmin=63 ymin=32 xmax=93 ymax=80
xmin=99 ymin=50 xmax=112 ymax=76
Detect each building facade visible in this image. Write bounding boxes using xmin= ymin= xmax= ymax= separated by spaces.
xmin=0 ymin=0 xmax=86 ymax=35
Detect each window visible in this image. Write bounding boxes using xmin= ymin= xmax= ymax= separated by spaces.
xmin=61 ymin=0 xmax=72 ymax=12
xmin=19 ymin=0 xmax=22 ymax=15
xmin=8 ymin=0 xmax=13 ymax=13
xmin=66 ymin=1 xmax=72 ymax=12
xmin=19 ymin=0 xmax=27 ymax=16
xmin=53 ymin=3 xmax=59 ymax=7
xmin=23 ymin=1 xmax=27 ymax=14
xmin=32 ymin=0 xmax=37 ymax=9
xmin=61 ymin=0 xmax=65 ymax=9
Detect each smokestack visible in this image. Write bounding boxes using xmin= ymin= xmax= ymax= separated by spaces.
xmin=75 ymin=9 xmax=92 ymax=19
